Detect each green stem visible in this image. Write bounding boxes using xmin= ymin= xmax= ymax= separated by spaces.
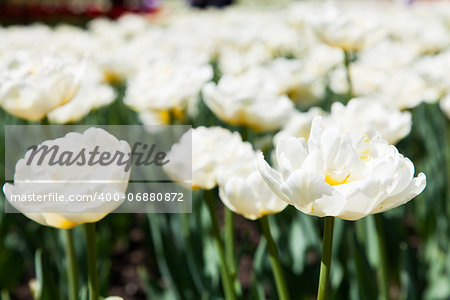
xmin=84 ymin=223 xmax=99 ymax=300
xmin=180 ymin=214 xmax=205 ymax=293
xmin=260 ymin=216 xmax=290 ymax=300
xmin=374 ymin=214 xmax=390 ymax=300
xmin=224 ymin=208 xmax=241 ymax=296
xmin=317 ymin=216 xmax=335 ymax=300
xmin=225 ymin=209 xmax=235 ymax=271
xmin=239 ymin=126 xmax=248 ymax=141
xmin=204 ymin=191 xmax=236 ymax=300
xmin=343 ymin=50 xmax=353 ymax=102
xmin=63 ymin=229 xmax=79 ymax=300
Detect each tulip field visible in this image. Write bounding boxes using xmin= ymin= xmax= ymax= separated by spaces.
xmin=0 ymin=1 xmax=450 ymax=300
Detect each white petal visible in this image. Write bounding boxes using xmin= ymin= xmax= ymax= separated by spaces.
xmin=372 ymin=172 xmax=426 ymax=214
xmin=335 ymin=178 xmax=388 ymax=220
xmin=281 ymin=169 xmax=345 ymax=217
xmin=276 ymin=136 xmax=308 ymax=179
xmin=257 ymin=153 xmax=290 ymax=203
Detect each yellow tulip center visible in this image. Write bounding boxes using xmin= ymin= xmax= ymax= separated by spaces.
xmin=325 ymin=173 xmax=350 ymax=186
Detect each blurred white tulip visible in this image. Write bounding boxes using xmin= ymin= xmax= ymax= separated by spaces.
xmin=124 ymin=60 xmax=213 ymax=120
xmin=309 ymin=5 xmax=383 ymax=52
xmin=274 ymin=107 xmax=325 ymax=146
xmin=275 ymin=97 xmax=411 ymax=146
xmin=329 ymin=97 xmax=412 ymax=145
xmin=217 ymin=155 xmax=288 ymax=220
xmin=47 ymin=64 xmax=116 ymax=124
xmin=164 ymin=126 xmax=254 ymax=190
xmin=0 ymin=53 xmax=84 ymax=121
xmin=202 ymin=72 xmax=295 ymax=132
xmin=3 ymin=128 xmax=131 ymax=229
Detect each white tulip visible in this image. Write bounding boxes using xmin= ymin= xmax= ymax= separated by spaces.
xmin=383 ymin=10 xmax=450 ymax=54
xmin=214 ymin=10 xmax=300 ymax=75
xmin=47 ymin=64 xmax=116 ymax=124
xmin=217 ymin=43 xmax=273 ymax=76
xmin=379 ymin=69 xmax=439 ymax=109
xmin=88 ymin=14 xmax=150 ymax=41
xmin=47 ymin=84 xmax=116 ymax=124
xmin=124 ymin=60 xmax=212 ymax=113
xmin=275 ymin=97 xmax=411 ymax=146
xmin=252 ymin=58 xmax=327 ymax=107
xmin=309 ymin=5 xmax=382 ymax=51
xmin=164 ymin=126 xmax=254 ymax=190
xmin=217 ymin=156 xmax=288 ymax=220
xmin=0 ymin=53 xmax=84 ymax=121
xmin=357 ymin=40 xmax=420 ymax=70
xmin=3 ymin=128 xmax=131 ymax=228
xmin=329 ymin=64 xmax=440 ymax=110
xmin=413 ymin=52 xmax=450 ymax=99
xmin=329 ymin=98 xmax=412 ymax=145
xmin=274 ymin=107 xmax=324 ymax=146
xmin=258 ymin=117 xmax=426 ymax=221
xmin=202 ymin=73 xmax=295 ymax=132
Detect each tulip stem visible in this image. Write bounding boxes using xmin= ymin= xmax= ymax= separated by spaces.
xmin=84 ymin=223 xmax=99 ymax=300
xmin=260 ymin=216 xmax=290 ymax=300
xmin=225 ymin=208 xmax=235 ymax=271
xmin=239 ymin=126 xmax=248 ymax=141
xmin=343 ymin=50 xmax=353 ymax=101
xmin=204 ymin=190 xmax=236 ymax=300
xmin=317 ymin=216 xmax=335 ymax=300
xmin=63 ymin=229 xmax=79 ymax=300
xmin=225 ymin=207 xmax=241 ymax=295
xmin=374 ymin=214 xmax=390 ymax=300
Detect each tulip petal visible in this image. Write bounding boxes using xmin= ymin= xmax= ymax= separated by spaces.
xmin=372 ymin=172 xmax=426 ymax=214
xmin=335 ymin=178 xmax=389 ymax=220
xmin=257 ymin=153 xmax=290 ymax=204
xmin=276 ymin=136 xmax=308 ymax=178
xmin=282 ymin=169 xmax=345 ymax=217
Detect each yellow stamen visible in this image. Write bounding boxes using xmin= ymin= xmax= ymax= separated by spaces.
xmin=325 ymin=173 xmax=350 ymax=186
xmin=360 ymin=149 xmax=371 ymax=161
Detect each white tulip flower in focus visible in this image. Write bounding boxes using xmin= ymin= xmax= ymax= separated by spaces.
xmin=258 ymin=117 xmax=426 ymax=220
